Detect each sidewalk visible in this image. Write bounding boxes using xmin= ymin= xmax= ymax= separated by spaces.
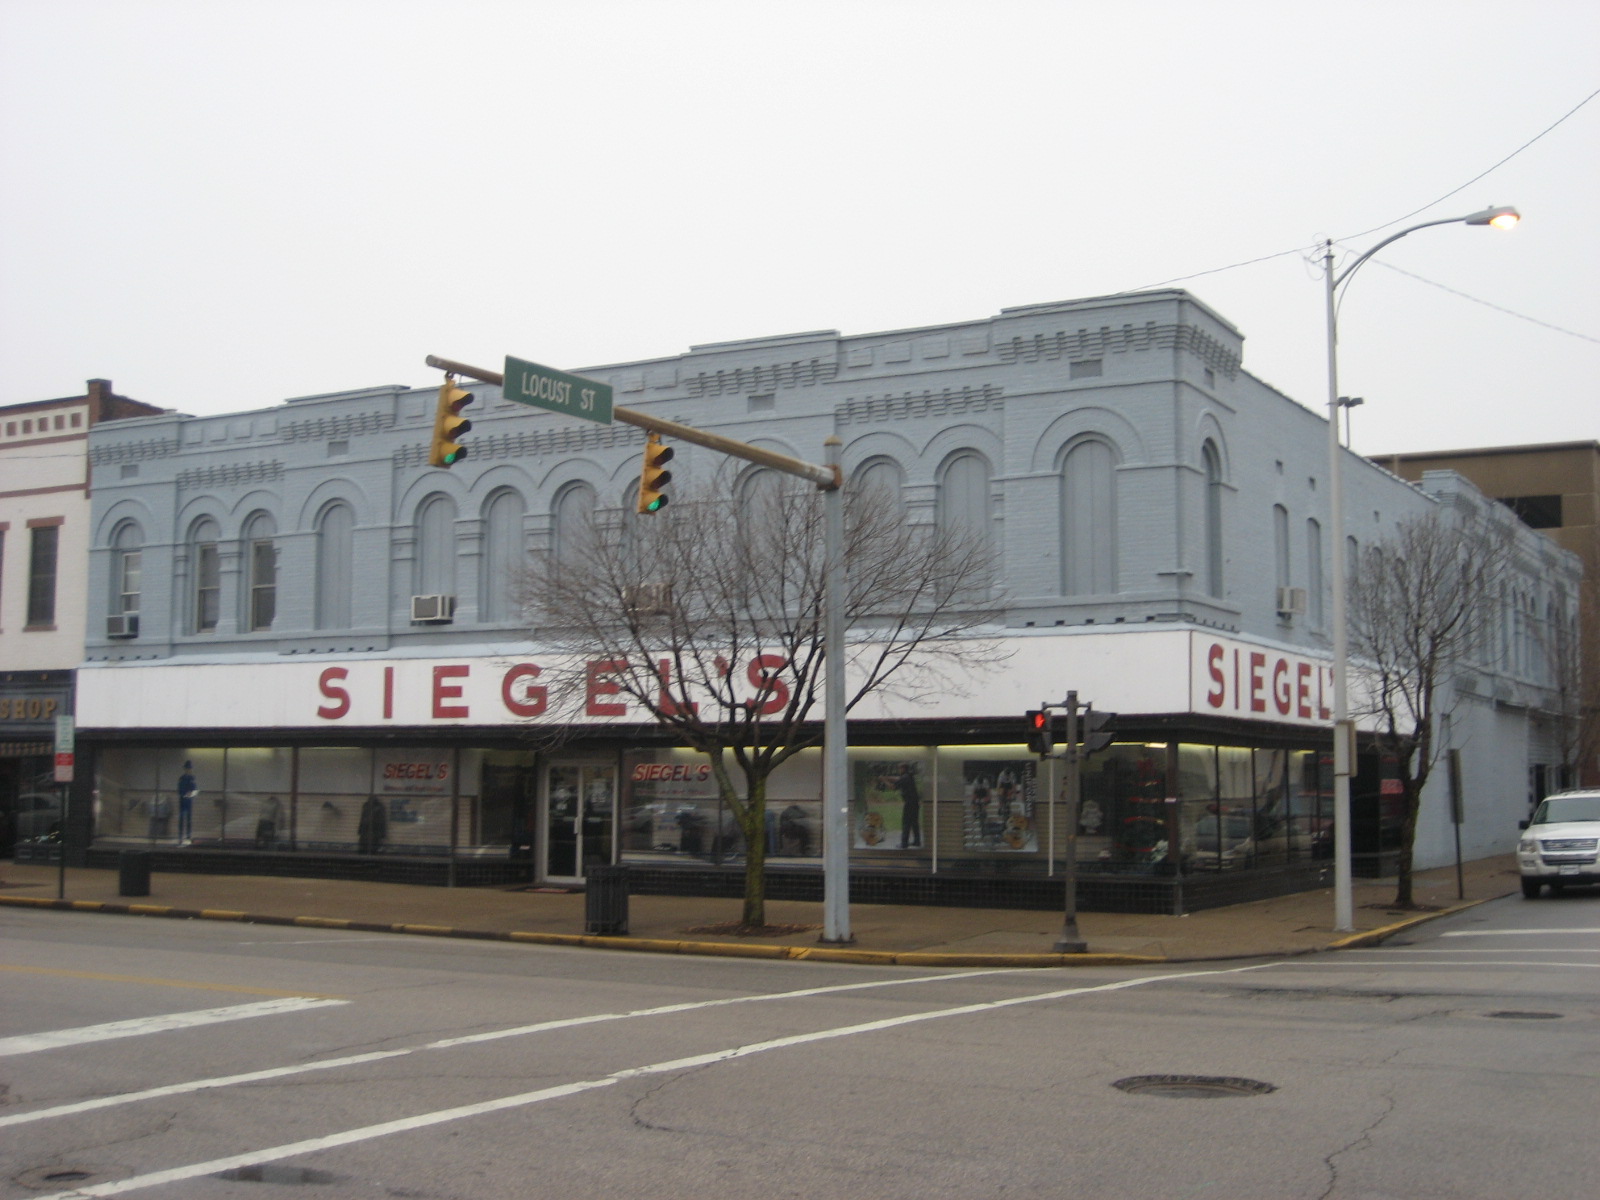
xmin=0 ymin=855 xmax=1521 ymax=967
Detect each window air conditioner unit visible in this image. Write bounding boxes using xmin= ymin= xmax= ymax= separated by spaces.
xmin=1276 ymin=586 xmax=1308 ymax=617
xmin=411 ymin=594 xmax=457 ymax=623
xmin=106 ymin=613 xmax=140 ymax=638
xmin=622 ymin=583 xmax=673 ymax=617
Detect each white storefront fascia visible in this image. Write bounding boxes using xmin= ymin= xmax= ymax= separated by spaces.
xmin=75 ymin=628 xmax=1347 ymax=733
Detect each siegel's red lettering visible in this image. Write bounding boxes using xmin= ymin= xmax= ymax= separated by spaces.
xmin=317 ymin=667 xmax=350 ymax=719
xmin=747 ymin=654 xmax=789 ymax=716
xmin=1249 ymin=652 xmax=1267 ymax=713
xmin=501 ymin=663 xmax=547 ymax=717
xmin=656 ymin=657 xmax=698 ymax=717
xmin=1296 ymin=662 xmax=1312 ymax=718
xmin=1273 ymin=657 xmax=1291 ymax=716
xmin=1207 ymin=643 xmax=1226 ymax=708
xmin=586 ymin=659 xmax=628 ymax=717
xmin=432 ymin=664 xmax=470 ymax=719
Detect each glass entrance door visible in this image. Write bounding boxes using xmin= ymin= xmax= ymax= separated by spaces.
xmin=544 ymin=762 xmax=616 ymax=880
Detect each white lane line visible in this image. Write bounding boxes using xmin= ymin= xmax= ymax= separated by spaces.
xmin=1441 ymin=928 xmax=1600 ymax=937
xmin=0 ymin=998 xmax=348 ymax=1058
xmin=30 ymin=963 xmax=1272 ymax=1200
xmin=1340 ymin=947 xmax=1600 ymax=955
xmin=1284 ymin=958 xmax=1600 ymax=970
xmin=0 ymin=967 xmax=1024 ymax=1129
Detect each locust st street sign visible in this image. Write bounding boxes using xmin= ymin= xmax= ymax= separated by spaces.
xmin=503 ymin=356 xmax=613 ymax=425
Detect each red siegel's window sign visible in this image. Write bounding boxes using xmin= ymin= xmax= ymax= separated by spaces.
xmin=315 ymin=657 xmax=789 ymax=723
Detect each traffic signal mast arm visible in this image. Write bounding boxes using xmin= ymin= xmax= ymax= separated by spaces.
xmin=425 ymin=355 xmax=839 ymax=490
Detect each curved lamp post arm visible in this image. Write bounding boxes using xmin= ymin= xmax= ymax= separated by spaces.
xmin=1333 ymin=205 xmax=1521 ymax=295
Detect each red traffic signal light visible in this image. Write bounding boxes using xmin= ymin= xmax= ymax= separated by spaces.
xmin=1026 ymin=708 xmax=1053 ymax=756
xmin=637 ymin=432 xmax=674 ymax=513
xmin=429 ymin=378 xmax=474 ymax=468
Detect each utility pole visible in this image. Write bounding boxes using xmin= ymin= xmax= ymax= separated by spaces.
xmin=1052 ymin=692 xmax=1087 ymax=954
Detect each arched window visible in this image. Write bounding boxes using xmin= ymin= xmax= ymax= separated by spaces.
xmin=1305 ymin=518 xmax=1324 ymax=628
xmin=243 ymin=512 xmax=277 ymax=632
xmin=315 ymin=501 xmax=355 ymax=630
xmin=481 ymin=489 xmax=525 ymax=622
xmin=552 ymin=482 xmax=597 ymax=578
xmin=937 ymin=451 xmax=991 ymax=539
xmin=1272 ymin=505 xmax=1291 ymax=591
xmin=1060 ymin=439 xmax=1117 ymax=595
xmin=1202 ymin=441 xmax=1224 ymax=598
xmin=110 ymin=521 xmax=143 ymax=624
xmin=737 ymin=466 xmax=785 ymax=534
xmin=415 ymin=495 xmax=457 ymax=598
xmin=190 ymin=517 xmax=221 ymax=634
xmin=851 ymin=457 xmax=905 ymax=517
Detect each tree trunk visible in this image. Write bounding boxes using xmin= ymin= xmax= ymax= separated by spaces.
xmin=740 ymin=774 xmax=768 ymax=928
xmin=1394 ymin=780 xmax=1422 ymax=908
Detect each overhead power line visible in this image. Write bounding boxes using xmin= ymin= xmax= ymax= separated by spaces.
xmin=1117 ymin=83 xmax=1600 ymax=296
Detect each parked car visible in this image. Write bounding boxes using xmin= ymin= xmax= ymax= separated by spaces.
xmin=1518 ymin=789 xmax=1600 ymax=898
xmin=1186 ymin=811 xmax=1291 ymax=870
xmin=12 ymin=792 xmax=62 ymax=843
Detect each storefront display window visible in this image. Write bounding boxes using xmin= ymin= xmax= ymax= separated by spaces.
xmin=934 ymin=745 xmax=1038 ymax=865
xmin=619 ymin=747 xmax=827 ymax=865
xmin=1086 ymin=745 xmax=1170 ymax=870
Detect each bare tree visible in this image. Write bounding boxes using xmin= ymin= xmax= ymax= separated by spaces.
xmin=1539 ymin=581 xmax=1600 ymax=792
xmin=518 ymin=476 xmax=1000 ymax=928
xmin=1347 ymin=502 xmax=1516 ymax=907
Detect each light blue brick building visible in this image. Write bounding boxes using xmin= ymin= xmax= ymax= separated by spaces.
xmin=72 ymin=290 xmax=1579 ymax=911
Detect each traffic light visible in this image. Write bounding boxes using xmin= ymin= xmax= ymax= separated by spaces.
xmin=637 ymin=432 xmax=673 ymax=513
xmin=429 ymin=377 xmax=474 ymax=468
xmin=1080 ymin=706 xmax=1116 ymax=756
xmin=1026 ymin=708 xmax=1053 ymax=756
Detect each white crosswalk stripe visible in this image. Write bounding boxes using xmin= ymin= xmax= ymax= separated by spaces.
xmin=0 ymin=997 xmax=348 ymax=1057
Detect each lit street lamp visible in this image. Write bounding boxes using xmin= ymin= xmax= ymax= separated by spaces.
xmin=1323 ymin=204 xmax=1519 ymax=932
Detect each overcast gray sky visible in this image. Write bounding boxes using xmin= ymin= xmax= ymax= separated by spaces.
xmin=2 ymin=0 xmax=1595 ymax=456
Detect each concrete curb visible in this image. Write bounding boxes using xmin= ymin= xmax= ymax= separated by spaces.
xmin=0 ymin=890 xmax=1511 ymax=967
xmin=0 ymin=894 xmax=1170 ymax=967
xmin=1325 ymin=896 xmax=1500 ymax=949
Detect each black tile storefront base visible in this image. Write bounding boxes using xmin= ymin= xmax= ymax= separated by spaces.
xmin=65 ymin=846 xmax=1341 ymax=915
xmin=617 ymin=861 xmax=1335 ymax=915
xmin=82 ymin=846 xmax=535 ymax=889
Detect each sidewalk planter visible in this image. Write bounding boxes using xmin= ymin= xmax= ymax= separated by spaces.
xmin=584 ymin=864 xmax=629 ymax=935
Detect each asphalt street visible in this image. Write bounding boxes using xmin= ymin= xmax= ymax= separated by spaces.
xmin=2 ymin=890 xmax=1595 ymax=1199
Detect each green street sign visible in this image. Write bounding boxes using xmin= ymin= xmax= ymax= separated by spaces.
xmin=503 ymin=356 xmax=613 ymax=425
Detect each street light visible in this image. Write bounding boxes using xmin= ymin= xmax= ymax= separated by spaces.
xmin=1323 ymin=204 xmax=1519 ymax=932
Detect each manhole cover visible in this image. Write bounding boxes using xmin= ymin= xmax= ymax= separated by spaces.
xmin=1487 ymin=1010 xmax=1563 ymax=1020
xmin=1112 ymin=1074 xmax=1276 ymax=1099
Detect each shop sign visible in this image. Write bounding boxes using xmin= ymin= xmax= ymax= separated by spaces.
xmin=1192 ymin=636 xmax=1335 ymax=728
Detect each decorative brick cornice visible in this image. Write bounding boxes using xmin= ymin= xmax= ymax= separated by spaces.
xmin=392 ymin=421 xmax=645 ymax=468
xmin=838 ymin=384 xmax=1004 ymax=425
xmin=682 ymin=358 xmax=840 ymax=398
xmin=176 ymin=461 xmax=286 ymax=490
xmin=279 ymin=410 xmax=395 ymax=442
xmin=90 ymin=436 xmax=180 ymax=465
xmin=996 ymin=321 xmax=1241 ymax=379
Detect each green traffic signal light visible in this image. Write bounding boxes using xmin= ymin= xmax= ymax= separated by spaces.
xmin=430 ymin=378 xmax=474 ymax=468
xmin=637 ymin=432 xmax=674 ymax=513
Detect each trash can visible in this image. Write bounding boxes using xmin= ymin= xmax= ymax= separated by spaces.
xmin=119 ymin=850 xmax=152 ymax=898
xmin=583 ymin=864 xmax=629 ymax=936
